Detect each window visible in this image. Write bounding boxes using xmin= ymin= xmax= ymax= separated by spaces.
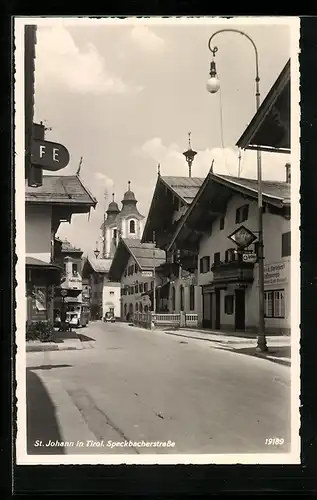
xmin=110 ymin=291 xmax=114 ymax=296
xmin=189 ymin=285 xmax=195 ymax=311
xmin=135 ymin=303 xmax=139 ymax=312
xmin=130 ymin=220 xmax=136 ymax=233
xmin=199 ymin=256 xmax=210 ymax=274
xmin=124 ymin=304 xmax=127 ymax=316
xmin=134 ymin=284 xmax=138 ymax=294
xmin=224 ymin=295 xmax=234 ymax=315
xmin=264 ymin=290 xmax=285 ymax=318
xmin=144 ymin=282 xmax=148 ymax=293
xmin=220 ymin=216 xmax=225 ymax=230
xmin=235 ymin=204 xmax=249 ymax=224
xmin=180 ymin=285 xmax=184 ymax=311
xmin=72 ymin=263 xmax=78 ymax=275
xmin=282 ymin=231 xmax=291 ymax=257
xmin=139 ymin=283 xmax=144 ymax=293
xmin=213 ymin=252 xmax=221 ymax=265
xmin=113 ymin=229 xmax=117 ymax=239
xmin=225 ymin=248 xmax=236 ymax=263
xmin=139 ymin=303 xmax=143 ymax=312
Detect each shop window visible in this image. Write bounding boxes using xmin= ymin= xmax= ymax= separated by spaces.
xmin=189 ymin=285 xmax=195 ymax=311
xmin=281 ymin=231 xmax=291 ymax=257
xmin=144 ymin=282 xmax=148 ymax=293
xmin=199 ymin=256 xmax=210 ymax=274
xmin=264 ymin=290 xmax=285 ymax=318
xmin=224 ymin=295 xmax=234 ymax=315
xmin=220 ymin=216 xmax=225 ymax=230
xmin=130 ymin=220 xmax=136 ymax=234
xmin=236 ymin=204 xmax=249 ymax=224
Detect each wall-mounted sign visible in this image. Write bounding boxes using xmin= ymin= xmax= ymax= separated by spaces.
xmin=242 ymin=253 xmax=257 ymax=264
xmin=263 ymin=261 xmax=289 ymax=287
xmin=228 ymin=225 xmax=257 ymax=250
xmin=142 ymin=271 xmax=153 ymax=278
xmin=31 ymin=139 xmax=70 ymax=171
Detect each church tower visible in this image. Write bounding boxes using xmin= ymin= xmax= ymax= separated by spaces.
xmin=117 ymin=181 xmax=144 ymax=239
xmin=101 ymin=193 xmax=120 ymax=258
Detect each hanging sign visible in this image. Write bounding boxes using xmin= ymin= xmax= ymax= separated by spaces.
xmin=31 ymin=139 xmax=70 ymax=171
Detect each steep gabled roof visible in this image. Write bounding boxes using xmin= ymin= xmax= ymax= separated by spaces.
xmin=25 ymin=175 xmax=97 ymax=207
xmin=108 ymin=238 xmax=166 ymax=282
xmin=141 ymin=174 xmax=204 ymax=244
xmin=236 ymin=59 xmax=290 ymax=153
xmin=168 ymin=171 xmax=291 ymax=251
xmin=160 ymin=176 xmax=205 ymax=203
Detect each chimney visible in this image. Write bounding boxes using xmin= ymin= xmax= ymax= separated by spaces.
xmin=285 ymin=163 xmax=291 ymax=183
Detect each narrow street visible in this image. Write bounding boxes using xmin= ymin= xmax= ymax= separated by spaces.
xmin=26 ymin=321 xmax=291 ymax=456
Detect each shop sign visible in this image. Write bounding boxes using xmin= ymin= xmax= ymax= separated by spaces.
xmin=261 ymin=261 xmax=289 ymax=287
xmin=228 ymin=225 xmax=257 ymax=249
xmin=31 ymin=139 xmax=70 ymax=171
xmin=142 ymin=271 xmax=153 ymax=278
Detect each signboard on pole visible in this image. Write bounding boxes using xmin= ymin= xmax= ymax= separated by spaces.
xmin=242 ymin=253 xmax=257 ymax=264
xmin=31 ymin=139 xmax=70 ymax=171
xmin=141 ymin=271 xmax=153 ymax=278
xmin=228 ymin=225 xmax=257 ymax=250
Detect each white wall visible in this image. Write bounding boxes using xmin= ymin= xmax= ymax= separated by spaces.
xmin=198 ymin=194 xmax=291 ymax=333
xmin=102 ymin=279 xmax=121 ymax=318
xmin=25 ymin=204 xmax=52 ymax=263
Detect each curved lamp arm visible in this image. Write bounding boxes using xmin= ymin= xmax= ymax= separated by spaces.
xmin=208 ymin=29 xmax=260 ymax=110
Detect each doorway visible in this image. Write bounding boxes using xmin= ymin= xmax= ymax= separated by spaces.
xmin=235 ymin=288 xmax=245 ymax=330
xmin=215 ymin=289 xmax=221 ymax=330
xmin=202 ymin=292 xmax=212 ymax=329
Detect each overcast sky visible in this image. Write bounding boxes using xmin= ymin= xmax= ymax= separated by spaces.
xmin=32 ymin=18 xmax=294 ymax=255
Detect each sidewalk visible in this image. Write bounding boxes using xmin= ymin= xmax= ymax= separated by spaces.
xmin=26 ymin=327 xmax=97 ymax=352
xmin=158 ymin=327 xmax=291 ymax=367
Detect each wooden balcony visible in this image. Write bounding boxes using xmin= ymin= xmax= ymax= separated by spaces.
xmin=211 ymin=260 xmax=254 ymax=285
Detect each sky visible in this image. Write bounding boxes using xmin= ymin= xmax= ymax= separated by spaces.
xmin=32 ymin=18 xmax=294 ymax=256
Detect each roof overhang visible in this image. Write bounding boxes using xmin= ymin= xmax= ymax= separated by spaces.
xmin=168 ymin=173 xmax=287 ymax=251
xmin=141 ymin=176 xmax=187 ymax=244
xmin=236 ymin=59 xmax=290 ymax=153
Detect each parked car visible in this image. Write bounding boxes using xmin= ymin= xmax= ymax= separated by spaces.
xmin=104 ymin=311 xmax=115 ymax=323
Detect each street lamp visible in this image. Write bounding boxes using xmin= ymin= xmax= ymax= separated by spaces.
xmin=207 ymin=29 xmax=267 ymax=352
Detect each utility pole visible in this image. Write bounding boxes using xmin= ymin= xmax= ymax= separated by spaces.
xmin=153 ymin=231 xmax=156 ymax=315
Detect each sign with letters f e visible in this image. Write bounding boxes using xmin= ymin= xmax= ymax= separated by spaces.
xmin=31 ymin=139 xmax=70 ymax=171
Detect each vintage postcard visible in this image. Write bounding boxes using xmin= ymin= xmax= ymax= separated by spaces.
xmin=15 ymin=16 xmax=300 ymax=465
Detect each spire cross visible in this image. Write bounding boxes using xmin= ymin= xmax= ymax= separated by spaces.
xmin=112 ymin=193 xmax=115 ymax=202
xmin=128 ymin=181 xmax=131 ymax=191
xmin=188 ymin=132 xmax=191 ymax=149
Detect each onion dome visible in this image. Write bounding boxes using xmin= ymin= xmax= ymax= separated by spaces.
xmin=107 ymin=193 xmax=120 ymax=215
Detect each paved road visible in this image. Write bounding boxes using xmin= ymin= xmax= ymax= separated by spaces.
xmin=26 ymin=321 xmax=292 ymax=456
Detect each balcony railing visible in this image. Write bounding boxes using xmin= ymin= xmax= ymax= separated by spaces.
xmin=210 ymin=260 xmax=254 ymax=284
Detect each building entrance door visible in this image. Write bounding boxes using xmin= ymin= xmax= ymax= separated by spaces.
xmin=202 ymin=292 xmax=212 ymax=329
xmin=235 ymin=288 xmax=246 ymax=330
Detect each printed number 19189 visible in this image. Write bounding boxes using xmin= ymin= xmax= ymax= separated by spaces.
xmin=265 ymin=438 xmax=284 ymax=445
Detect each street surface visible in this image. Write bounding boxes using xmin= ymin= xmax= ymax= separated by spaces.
xmin=26 ymin=321 xmax=292 ymax=455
